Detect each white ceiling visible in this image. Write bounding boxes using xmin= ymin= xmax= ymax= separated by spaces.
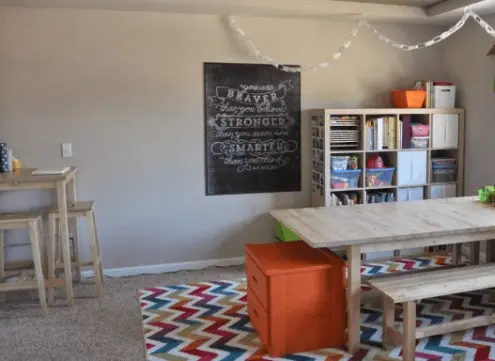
xmin=0 ymin=0 xmax=494 ymax=24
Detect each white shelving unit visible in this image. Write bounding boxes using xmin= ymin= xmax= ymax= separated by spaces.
xmin=311 ymin=108 xmax=465 ymax=259
xmin=311 ymin=108 xmax=465 ymax=207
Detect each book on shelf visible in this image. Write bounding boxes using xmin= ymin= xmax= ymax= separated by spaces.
xmin=367 ymin=191 xmax=395 ymax=203
xmin=331 ymin=193 xmax=359 ymax=206
xmin=398 ymin=120 xmax=403 ymax=149
xmin=401 ymin=115 xmax=412 ymax=149
xmin=366 ymin=117 xmax=397 ymax=150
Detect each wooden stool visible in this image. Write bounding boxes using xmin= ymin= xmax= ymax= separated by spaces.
xmin=47 ymin=201 xmax=103 ymax=304
xmin=0 ymin=213 xmax=47 ymax=316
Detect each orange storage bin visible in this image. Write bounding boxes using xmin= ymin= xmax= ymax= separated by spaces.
xmin=391 ymin=89 xmax=426 ymax=108
xmin=245 ymin=241 xmax=346 ymax=357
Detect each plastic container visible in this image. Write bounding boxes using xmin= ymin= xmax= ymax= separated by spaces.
xmin=331 ymin=156 xmax=349 ymax=171
xmin=347 ymin=156 xmax=359 ymax=170
xmin=410 ymin=136 xmax=429 ymax=149
xmin=433 ymin=85 xmax=456 ymax=108
xmin=391 ymin=90 xmax=426 ymax=108
xmin=432 ymin=165 xmax=456 ymax=183
xmin=411 ymin=124 xmax=429 ymax=137
xmin=366 ymin=168 xmax=395 ymax=187
xmin=331 ymin=169 xmax=361 ymax=189
xmin=432 ymin=158 xmax=456 ymax=168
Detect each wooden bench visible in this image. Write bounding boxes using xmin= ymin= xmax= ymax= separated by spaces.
xmin=369 ymin=264 xmax=495 ymax=361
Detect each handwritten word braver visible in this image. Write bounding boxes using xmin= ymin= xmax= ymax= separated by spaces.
xmin=204 ymin=63 xmax=301 ymax=195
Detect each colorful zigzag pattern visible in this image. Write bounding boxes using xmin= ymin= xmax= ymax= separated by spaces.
xmin=139 ymin=255 xmax=495 ymax=361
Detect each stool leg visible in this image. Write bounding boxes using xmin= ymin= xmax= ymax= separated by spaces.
xmin=57 ymin=181 xmax=74 ymax=306
xmin=382 ymin=296 xmax=394 ymax=350
xmin=402 ymin=301 xmax=416 ymax=361
xmin=87 ymin=211 xmax=103 ymax=297
xmin=56 ymin=217 xmax=61 ymax=272
xmin=28 ymin=221 xmax=48 ymax=317
xmin=0 ymin=230 xmax=5 ymax=304
xmin=69 ymin=217 xmax=81 ymax=282
xmin=37 ymin=218 xmax=47 ymax=275
xmin=92 ymin=209 xmax=104 ymax=286
xmin=47 ymin=214 xmax=57 ymax=304
xmin=67 ymin=177 xmax=81 ymax=282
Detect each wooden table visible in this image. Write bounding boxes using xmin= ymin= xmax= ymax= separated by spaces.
xmin=0 ymin=167 xmax=78 ymax=305
xmin=271 ymin=197 xmax=495 ymax=354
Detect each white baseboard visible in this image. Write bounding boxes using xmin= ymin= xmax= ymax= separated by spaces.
xmin=80 ymin=256 xmax=245 ymax=278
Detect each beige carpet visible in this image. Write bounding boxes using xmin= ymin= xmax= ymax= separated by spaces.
xmin=0 ymin=265 xmax=246 ymax=361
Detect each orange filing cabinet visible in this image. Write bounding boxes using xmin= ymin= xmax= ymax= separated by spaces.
xmin=245 ymin=241 xmax=346 ymax=357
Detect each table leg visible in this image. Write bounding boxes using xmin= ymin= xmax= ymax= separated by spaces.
xmin=382 ymin=296 xmax=394 ymax=350
xmin=0 ymin=230 xmax=4 ymax=304
xmin=57 ymin=180 xmax=74 ymax=305
xmin=67 ymin=176 xmax=81 ymax=281
xmin=486 ymin=239 xmax=495 ymax=263
xmin=452 ymin=243 xmax=462 ymax=264
xmin=347 ymin=245 xmax=361 ymax=354
xmin=471 ymin=242 xmax=481 ymax=265
xmin=403 ymin=301 xmax=417 ymax=361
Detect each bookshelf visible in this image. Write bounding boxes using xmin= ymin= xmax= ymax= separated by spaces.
xmin=311 ymin=108 xmax=465 ymax=259
xmin=311 ymin=108 xmax=465 ymax=208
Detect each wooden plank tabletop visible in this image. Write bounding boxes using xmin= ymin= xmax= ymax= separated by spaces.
xmin=270 ymin=197 xmax=495 ymax=248
xmin=0 ymin=167 xmax=77 ymax=186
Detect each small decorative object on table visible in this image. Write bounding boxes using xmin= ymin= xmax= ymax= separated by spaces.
xmin=478 ymin=185 xmax=495 ymax=204
xmin=0 ymin=143 xmax=8 ymax=173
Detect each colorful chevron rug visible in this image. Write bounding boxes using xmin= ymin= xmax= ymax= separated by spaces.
xmin=139 ymin=255 xmax=495 ymax=361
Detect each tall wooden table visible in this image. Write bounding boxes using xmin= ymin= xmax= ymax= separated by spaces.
xmin=0 ymin=167 xmax=78 ymax=305
xmin=271 ymin=197 xmax=495 ymax=354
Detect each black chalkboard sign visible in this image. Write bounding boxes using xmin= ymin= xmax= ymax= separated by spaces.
xmin=204 ymin=62 xmax=301 ymax=195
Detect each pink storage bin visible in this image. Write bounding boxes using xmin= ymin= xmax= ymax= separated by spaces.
xmin=411 ymin=124 xmax=429 ymax=137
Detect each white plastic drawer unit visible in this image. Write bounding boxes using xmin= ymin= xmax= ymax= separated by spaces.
xmin=430 ymin=184 xmax=457 ymax=199
xmin=397 ymin=150 xmax=427 ymax=186
xmin=398 ymin=187 xmax=424 ymax=202
xmin=432 ymin=114 xmax=459 ymax=149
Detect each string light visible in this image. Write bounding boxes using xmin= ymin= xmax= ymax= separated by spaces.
xmin=226 ymin=8 xmax=495 ymax=73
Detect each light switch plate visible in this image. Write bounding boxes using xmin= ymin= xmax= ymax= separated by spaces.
xmin=62 ymin=143 xmax=72 ymax=158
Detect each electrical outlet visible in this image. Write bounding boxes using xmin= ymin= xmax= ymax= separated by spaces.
xmin=62 ymin=143 xmax=72 ymax=158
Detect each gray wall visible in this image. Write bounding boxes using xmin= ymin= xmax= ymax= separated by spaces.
xmin=0 ymin=8 xmax=449 ymax=269
xmin=441 ymin=16 xmax=495 ymax=195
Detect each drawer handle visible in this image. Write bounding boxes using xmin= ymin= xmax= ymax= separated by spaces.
xmin=252 ymin=275 xmax=258 ymax=284
xmin=253 ymin=308 xmax=259 ymax=318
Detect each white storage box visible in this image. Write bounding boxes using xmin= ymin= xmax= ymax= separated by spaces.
xmin=432 ymin=114 xmax=459 ymax=149
xmin=397 ymin=150 xmax=427 ymax=186
xmin=398 ymin=187 xmax=424 ymax=202
xmin=430 ymin=184 xmax=457 ymax=199
xmin=434 ymin=85 xmax=456 ymax=109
